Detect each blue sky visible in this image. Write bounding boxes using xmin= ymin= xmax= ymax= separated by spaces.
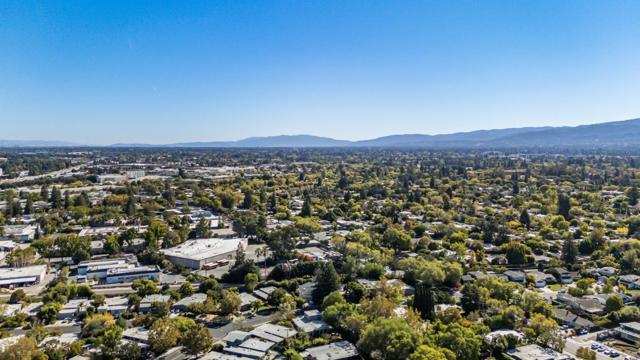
xmin=2 ymin=1 xmax=640 ymax=145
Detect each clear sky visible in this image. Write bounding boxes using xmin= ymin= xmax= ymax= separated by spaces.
xmin=2 ymin=1 xmax=640 ymax=145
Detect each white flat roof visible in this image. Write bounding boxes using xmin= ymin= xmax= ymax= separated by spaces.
xmin=161 ymin=238 xmax=246 ymax=261
xmin=0 ymin=265 xmax=46 ymax=280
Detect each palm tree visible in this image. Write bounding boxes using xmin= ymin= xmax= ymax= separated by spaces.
xmin=255 ymin=246 xmax=267 ymax=278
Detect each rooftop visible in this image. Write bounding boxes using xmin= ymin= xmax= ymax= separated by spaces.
xmin=299 ymin=341 xmax=359 ymax=360
xmin=161 ymin=238 xmax=246 ymax=261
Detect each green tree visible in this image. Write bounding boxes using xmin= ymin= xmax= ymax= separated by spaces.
xmin=383 ymin=227 xmax=412 ymax=253
xmin=301 ymin=196 xmax=313 ymax=217
xmin=358 ymin=317 xmax=422 ymax=360
xmin=149 ymin=317 xmax=181 ymax=355
xmin=561 ymin=238 xmax=578 ymax=266
xmin=0 ymin=336 xmax=47 ymax=360
xmin=313 ymin=262 xmax=340 ymax=304
xmin=182 ymin=324 xmax=213 ymax=355
xmin=605 ymin=295 xmax=624 ymax=312
xmin=408 ymin=345 xmax=451 ymax=360
xmin=558 ymin=194 xmax=571 ymax=219
xmin=412 ymin=282 xmax=435 ymax=320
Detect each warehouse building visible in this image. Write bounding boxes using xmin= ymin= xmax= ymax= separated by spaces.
xmin=105 ymin=265 xmax=160 ymax=284
xmin=161 ymin=238 xmax=248 ymax=269
xmin=0 ymin=265 xmax=47 ymax=288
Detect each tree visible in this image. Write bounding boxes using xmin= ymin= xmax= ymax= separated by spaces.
xmin=408 ymin=345 xmax=451 ymax=360
xmin=6 ymin=247 xmax=36 ymax=267
xmin=433 ymin=322 xmax=483 ymax=360
xmin=358 ymin=317 xmax=422 ymax=360
xmin=267 ymin=226 xmax=298 ymax=260
xmin=313 ymin=262 xmax=340 ymax=304
xmin=37 ymin=302 xmax=62 ymax=324
xmin=520 ymin=209 xmax=531 ymax=229
xmin=149 ymin=317 xmax=181 ymax=355
xmin=605 ymin=295 xmax=624 ymax=312
xmin=219 ymin=289 xmax=241 ymax=315
xmin=194 ymin=218 xmax=212 ymax=238
xmin=50 ymin=187 xmax=63 ymax=209
xmin=0 ymin=336 xmax=47 ymax=360
xmin=149 ymin=301 xmax=170 ymax=319
xmin=524 ymin=313 xmax=564 ymax=352
xmin=503 ymin=241 xmax=530 ymax=265
xmin=82 ymin=313 xmax=115 ymax=340
xmin=461 ymin=283 xmax=487 ymax=313
xmin=113 ymin=341 xmax=142 ymax=360
xmin=179 ymin=282 xmax=194 ymax=297
xmin=629 ymin=186 xmax=639 ymax=207
xmin=242 ymin=188 xmax=255 ymax=209
xmin=412 ymin=281 xmax=435 ymax=320
xmin=301 ymin=196 xmax=312 ymax=217
xmin=183 ymin=324 xmax=213 ymax=355
xmin=558 ymin=194 xmax=571 ymax=220
xmin=245 ymin=273 xmax=259 ymax=292
xmin=561 ymin=238 xmax=578 ymax=266
xmin=383 ymin=227 xmax=412 ymax=253
xmin=9 ymin=289 xmax=27 ymax=304
xmin=132 ymin=278 xmax=158 ymax=296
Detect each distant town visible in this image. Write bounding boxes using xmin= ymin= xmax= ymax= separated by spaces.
xmin=0 ymin=148 xmax=640 ymax=360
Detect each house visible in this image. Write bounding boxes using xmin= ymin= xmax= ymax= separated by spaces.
xmin=1 ymin=225 xmax=38 ymax=241
xmin=524 ymin=270 xmax=555 ymax=288
xmin=249 ymin=323 xmax=297 ymax=344
xmin=299 ymin=341 xmax=359 ymax=360
xmin=506 ymin=344 xmax=572 ymax=360
xmin=58 ymin=298 xmax=89 ymax=320
xmin=292 ymin=309 xmax=330 ymax=336
xmin=97 ymin=296 xmax=129 ymax=317
xmin=172 ymin=293 xmax=207 ymax=312
xmin=552 ymin=268 xmax=577 ymax=284
xmin=123 ymin=327 xmax=150 ymax=345
xmin=387 ymin=279 xmax=415 ymax=296
xmin=239 ymin=292 xmax=259 ymax=311
xmin=555 ymin=293 xmax=605 ymax=316
xmin=200 ymin=351 xmax=254 ymax=360
xmin=139 ymin=294 xmax=171 ymax=313
xmin=596 ymin=267 xmax=617 ymax=277
xmin=617 ymin=322 xmax=640 ymax=345
xmin=553 ymin=308 xmax=593 ymax=329
xmin=619 ymin=274 xmax=640 ymax=290
xmin=504 ymin=270 xmax=526 ymax=283
xmin=253 ymin=286 xmax=277 ymax=302
xmin=222 ymin=330 xmax=251 ymax=346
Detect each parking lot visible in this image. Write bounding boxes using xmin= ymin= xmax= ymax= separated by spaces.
xmin=565 ymin=332 xmax=638 ymax=360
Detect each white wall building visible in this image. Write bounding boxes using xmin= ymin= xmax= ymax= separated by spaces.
xmin=0 ymin=265 xmax=47 ymax=288
xmin=161 ymin=238 xmax=248 ymax=269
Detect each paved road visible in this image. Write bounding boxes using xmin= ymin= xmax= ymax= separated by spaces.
xmin=0 ymin=163 xmax=88 ymax=185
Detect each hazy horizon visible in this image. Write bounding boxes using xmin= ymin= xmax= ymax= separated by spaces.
xmin=3 ymin=1 xmax=640 ymax=145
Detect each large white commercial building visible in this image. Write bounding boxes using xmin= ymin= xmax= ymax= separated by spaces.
xmin=0 ymin=265 xmax=47 ymax=288
xmin=161 ymin=238 xmax=248 ymax=269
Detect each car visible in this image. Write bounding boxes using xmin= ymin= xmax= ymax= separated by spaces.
xmin=579 ymin=329 xmax=588 ymax=335
xmin=604 ymin=350 xmax=611 ymax=355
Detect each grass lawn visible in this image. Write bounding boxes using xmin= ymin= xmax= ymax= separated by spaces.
xmin=548 ymin=284 xmax=562 ymax=291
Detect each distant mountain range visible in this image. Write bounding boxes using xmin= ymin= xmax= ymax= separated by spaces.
xmin=4 ymin=118 xmax=640 ymax=149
